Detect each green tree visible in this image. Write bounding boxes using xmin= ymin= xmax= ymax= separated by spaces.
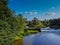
xmin=27 ymin=17 xmax=45 ymax=28
xmin=0 ymin=0 xmax=26 ymax=45
xmin=0 ymin=0 xmax=14 ymax=45
xmin=49 ymin=18 xmax=60 ymax=29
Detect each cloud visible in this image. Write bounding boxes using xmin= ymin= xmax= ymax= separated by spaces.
xmin=51 ymin=7 xmax=56 ymax=10
xmin=45 ymin=7 xmax=56 ymax=16
xmin=25 ymin=11 xmax=28 ymax=14
xmin=45 ymin=12 xmax=56 ymax=16
xmin=25 ymin=11 xmax=38 ymax=15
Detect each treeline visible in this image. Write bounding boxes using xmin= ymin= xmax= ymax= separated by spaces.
xmin=26 ymin=17 xmax=45 ymax=28
xmin=0 ymin=0 xmax=25 ymax=45
xmin=26 ymin=17 xmax=60 ymax=29
xmin=42 ymin=18 xmax=60 ymax=29
xmin=49 ymin=18 xmax=60 ymax=29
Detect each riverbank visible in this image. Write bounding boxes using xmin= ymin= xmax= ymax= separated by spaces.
xmin=13 ymin=39 xmax=23 ymax=45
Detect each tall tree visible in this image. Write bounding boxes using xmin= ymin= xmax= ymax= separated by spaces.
xmin=0 ymin=0 xmax=13 ymax=21
xmin=0 ymin=0 xmax=26 ymax=45
xmin=27 ymin=17 xmax=45 ymax=28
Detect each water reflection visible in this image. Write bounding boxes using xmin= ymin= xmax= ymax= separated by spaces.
xmin=24 ymin=29 xmax=60 ymax=45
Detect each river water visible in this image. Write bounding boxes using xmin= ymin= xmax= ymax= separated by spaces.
xmin=24 ymin=29 xmax=60 ymax=45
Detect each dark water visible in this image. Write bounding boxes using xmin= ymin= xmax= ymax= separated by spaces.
xmin=24 ymin=29 xmax=60 ymax=45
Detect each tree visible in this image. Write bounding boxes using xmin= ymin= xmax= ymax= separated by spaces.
xmin=27 ymin=17 xmax=45 ymax=28
xmin=49 ymin=18 xmax=60 ymax=29
xmin=0 ymin=0 xmax=26 ymax=45
xmin=32 ymin=17 xmax=39 ymax=25
xmin=0 ymin=0 xmax=13 ymax=21
xmin=0 ymin=0 xmax=13 ymax=45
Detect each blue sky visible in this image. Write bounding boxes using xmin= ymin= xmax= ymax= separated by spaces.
xmin=8 ymin=0 xmax=60 ymax=20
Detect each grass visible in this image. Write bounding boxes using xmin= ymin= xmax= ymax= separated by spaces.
xmin=13 ymin=29 xmax=39 ymax=45
xmin=13 ymin=30 xmax=24 ymax=45
xmin=25 ymin=30 xmax=39 ymax=35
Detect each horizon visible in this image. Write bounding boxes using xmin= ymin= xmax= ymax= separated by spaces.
xmin=8 ymin=0 xmax=60 ymax=20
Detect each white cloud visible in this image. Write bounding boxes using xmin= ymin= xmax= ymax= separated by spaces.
xmin=25 ymin=11 xmax=38 ymax=15
xmin=45 ymin=7 xmax=56 ymax=16
xmin=45 ymin=12 xmax=56 ymax=16
xmin=25 ymin=11 xmax=28 ymax=14
xmin=34 ymin=12 xmax=38 ymax=14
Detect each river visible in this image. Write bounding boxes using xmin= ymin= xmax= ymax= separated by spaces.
xmin=24 ymin=29 xmax=60 ymax=45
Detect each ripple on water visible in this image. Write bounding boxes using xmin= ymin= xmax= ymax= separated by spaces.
xmin=24 ymin=32 xmax=60 ymax=45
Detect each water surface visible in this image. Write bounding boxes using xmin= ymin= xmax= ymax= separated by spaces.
xmin=24 ymin=29 xmax=60 ymax=45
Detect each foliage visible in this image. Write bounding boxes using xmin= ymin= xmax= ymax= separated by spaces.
xmin=0 ymin=0 xmax=26 ymax=45
xmin=27 ymin=17 xmax=45 ymax=28
xmin=49 ymin=18 xmax=60 ymax=29
xmin=42 ymin=18 xmax=60 ymax=29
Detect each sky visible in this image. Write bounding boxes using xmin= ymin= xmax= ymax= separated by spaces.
xmin=8 ymin=0 xmax=60 ymax=20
